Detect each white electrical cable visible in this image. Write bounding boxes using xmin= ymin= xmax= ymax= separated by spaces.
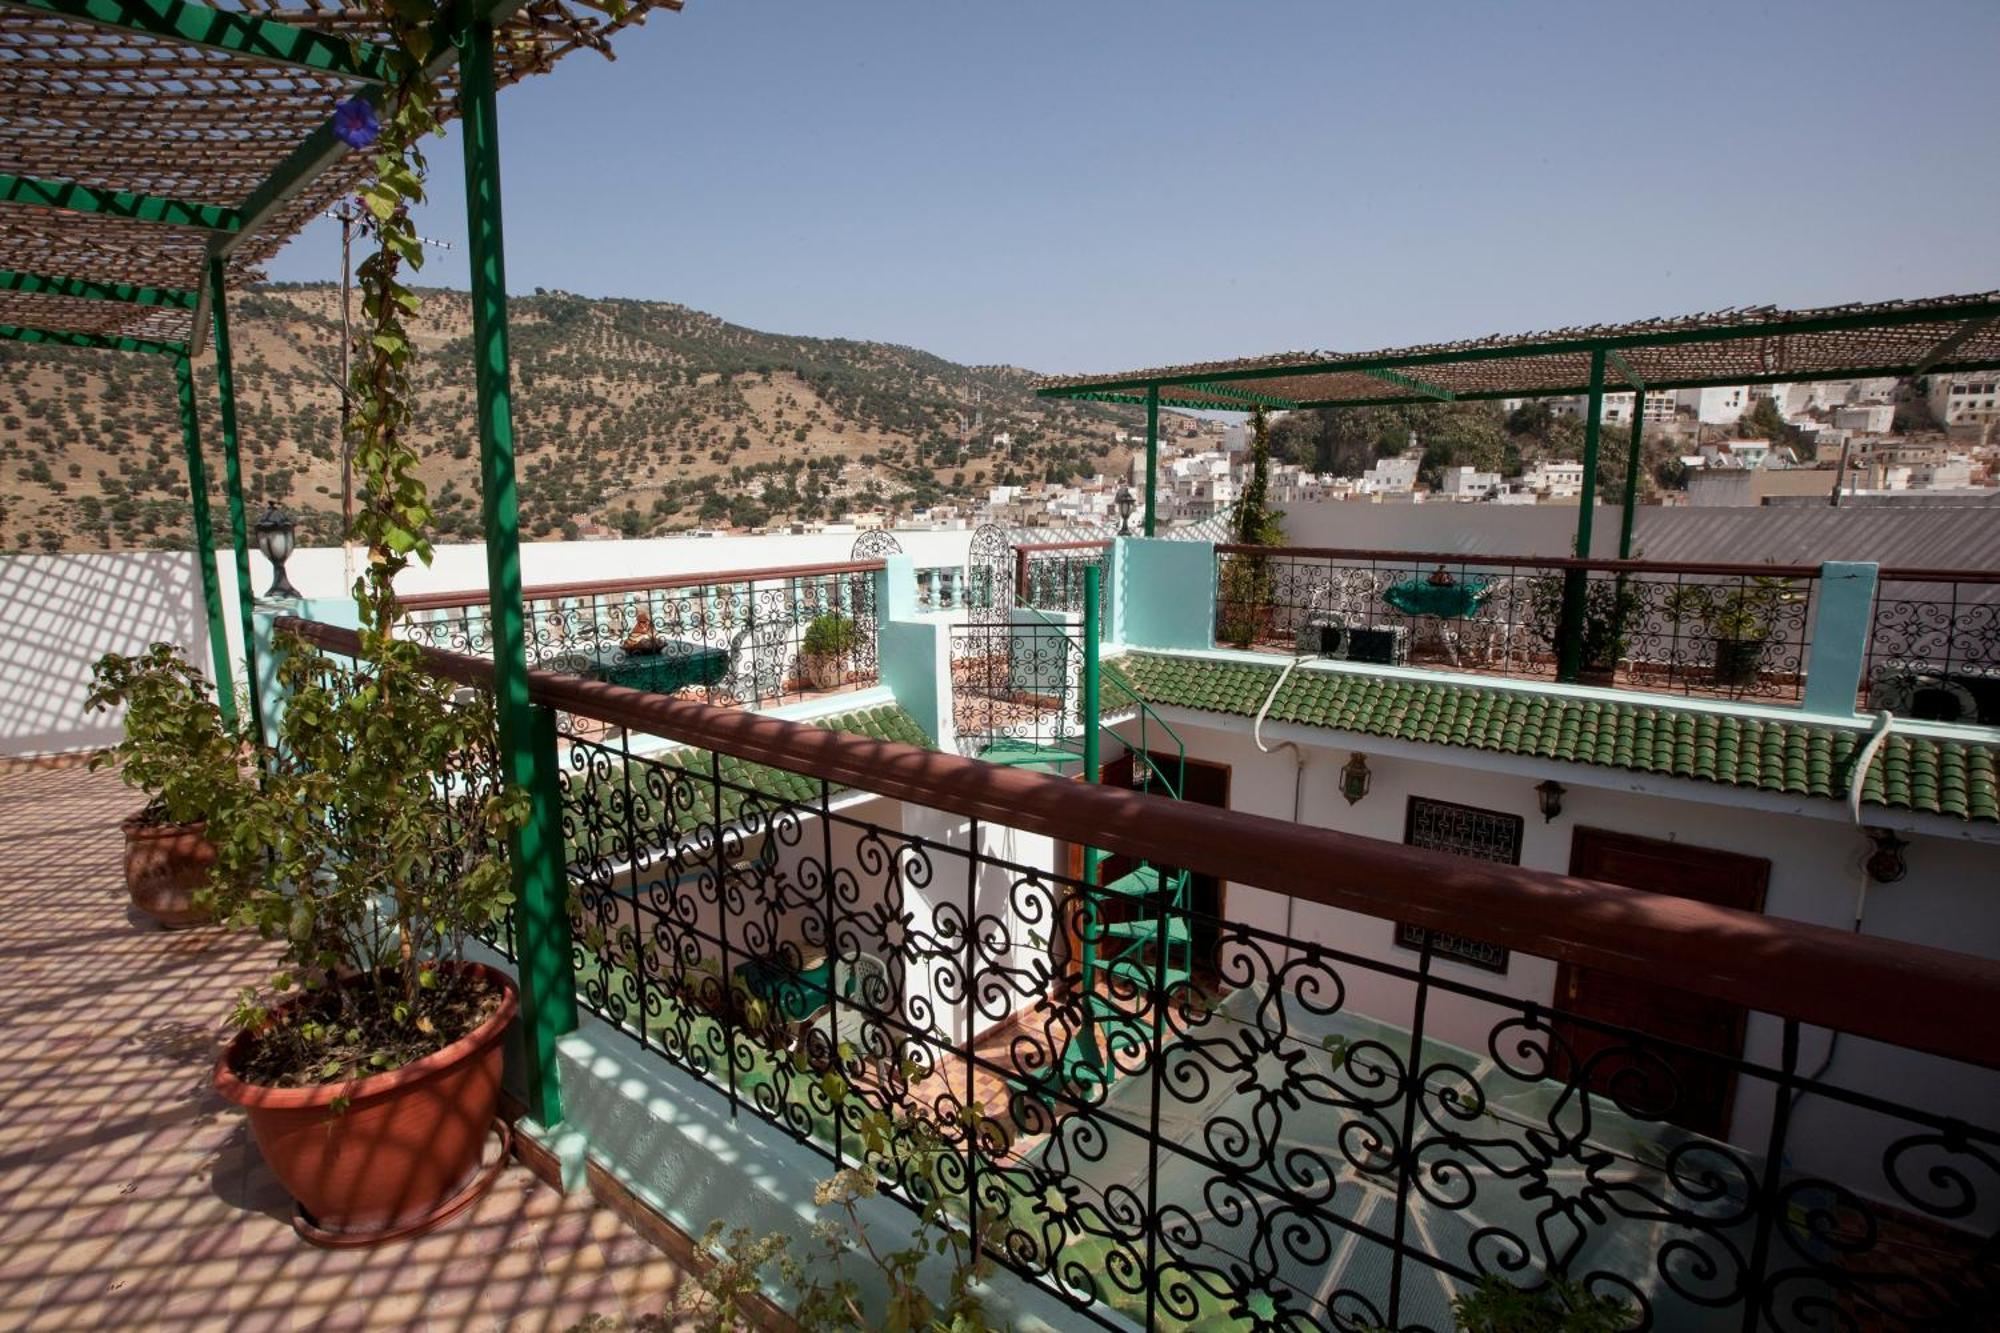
xmin=1797 ymin=709 xmax=1898 ymax=1107
xmin=1254 ymin=653 xmax=1310 ymax=943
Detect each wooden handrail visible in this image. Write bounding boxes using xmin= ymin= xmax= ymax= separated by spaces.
xmin=1876 ymin=567 xmax=2000 ymax=585
xmin=396 ymin=559 xmax=887 ymax=614
xmin=1215 ymin=544 xmax=1824 ymax=580
xmin=1014 ymin=540 xmax=1112 ymax=554
xmin=280 ymin=614 xmax=2000 ymax=1073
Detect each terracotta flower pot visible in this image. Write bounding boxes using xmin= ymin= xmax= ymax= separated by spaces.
xmin=214 ymin=962 xmax=518 ymax=1241
xmin=121 ymin=811 xmax=217 ymax=928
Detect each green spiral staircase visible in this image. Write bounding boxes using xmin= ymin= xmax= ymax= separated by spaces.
xmin=986 ymin=573 xmax=1195 ymax=1103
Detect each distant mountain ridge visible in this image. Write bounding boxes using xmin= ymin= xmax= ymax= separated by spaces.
xmin=0 ymin=283 xmax=1219 ymax=553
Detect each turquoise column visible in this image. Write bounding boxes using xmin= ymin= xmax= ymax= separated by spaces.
xmin=460 ymin=17 xmax=576 ymax=1129
xmin=1803 ymin=562 xmax=1880 ymax=717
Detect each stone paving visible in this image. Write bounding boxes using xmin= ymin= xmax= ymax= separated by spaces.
xmin=0 ymin=763 xmax=693 ymax=1332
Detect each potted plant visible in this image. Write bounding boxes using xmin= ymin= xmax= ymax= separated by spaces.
xmin=1665 ymin=576 xmax=1798 ymax=688
xmin=85 ymin=644 xmax=246 ymax=928
xmin=193 ymin=37 xmax=527 ymax=1244
xmin=802 ymin=612 xmax=858 ymax=690
xmin=1529 ymin=574 xmax=1637 ymax=686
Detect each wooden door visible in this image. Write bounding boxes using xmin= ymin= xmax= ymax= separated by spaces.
xmin=1553 ymin=827 xmax=1770 ymax=1139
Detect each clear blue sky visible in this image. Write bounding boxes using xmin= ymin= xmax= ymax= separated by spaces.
xmin=266 ymin=0 xmax=2000 ymax=375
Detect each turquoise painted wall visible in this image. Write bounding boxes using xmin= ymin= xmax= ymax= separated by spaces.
xmin=1802 ymin=561 xmax=1879 ymax=718
xmin=1115 ymin=537 xmax=1215 ymax=651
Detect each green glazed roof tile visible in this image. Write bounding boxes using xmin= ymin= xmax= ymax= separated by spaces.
xmin=1104 ymin=652 xmax=2000 ymax=825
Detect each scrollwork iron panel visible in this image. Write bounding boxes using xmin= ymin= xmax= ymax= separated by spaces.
xmin=546 ymin=704 xmax=1999 ymax=1331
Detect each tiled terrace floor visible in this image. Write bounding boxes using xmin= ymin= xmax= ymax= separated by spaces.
xmin=0 ymin=763 xmax=690 ymax=1332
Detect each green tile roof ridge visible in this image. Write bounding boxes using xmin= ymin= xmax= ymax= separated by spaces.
xmin=1104 ymin=653 xmax=2000 ymax=825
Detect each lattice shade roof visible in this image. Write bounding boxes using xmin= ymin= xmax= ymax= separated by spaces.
xmin=1035 ymin=292 xmax=2000 ymax=410
xmin=0 ymin=0 xmax=676 ymax=350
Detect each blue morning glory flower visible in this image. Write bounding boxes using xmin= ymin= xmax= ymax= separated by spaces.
xmin=333 ymin=97 xmax=381 ymax=149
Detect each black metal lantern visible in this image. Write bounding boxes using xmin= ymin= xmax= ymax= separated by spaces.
xmin=1115 ymin=483 xmax=1135 ymax=536
xmin=253 ymin=503 xmax=301 ymax=599
xmin=1339 ymin=753 xmax=1371 ymax=805
xmin=1864 ymin=827 xmax=1908 ymax=884
xmin=1535 ymin=779 xmax=1566 ymax=822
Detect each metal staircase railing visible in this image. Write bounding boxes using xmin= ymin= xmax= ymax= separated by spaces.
xmin=1010 ymin=590 xmax=1194 ymax=1096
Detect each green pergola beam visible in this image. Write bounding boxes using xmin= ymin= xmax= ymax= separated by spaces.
xmin=1363 ymin=366 xmax=1455 ymax=401
xmin=172 ymin=354 xmax=237 ymax=726
xmin=0 ymin=0 xmax=393 ymax=83
xmin=0 ymin=270 xmax=197 ymax=308
xmin=1034 ymin=298 xmax=2000 ymax=396
xmin=0 ymin=174 xmax=243 ymax=231
xmin=1283 ymin=356 xmax=2000 ymax=411
xmin=1180 ymin=381 xmax=1297 ymax=410
xmin=206 ymin=259 xmax=263 ymax=749
xmin=1605 ymin=348 xmax=1645 ymax=389
xmin=198 ymin=0 xmax=529 ymax=348
xmin=0 ymin=323 xmax=184 ymax=356
xmin=1911 ymin=317 xmax=1997 ymax=379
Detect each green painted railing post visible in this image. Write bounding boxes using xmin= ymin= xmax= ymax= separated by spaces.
xmin=460 ymin=17 xmax=575 ymax=1128
xmin=172 ymin=353 xmax=237 ymax=726
xmin=1143 ymin=384 xmax=1159 ymax=537
xmin=207 ymin=259 xmax=263 ymax=748
xmin=1078 ymin=564 xmax=1103 ymax=1066
xmin=1618 ymin=386 xmax=1645 ymax=559
xmin=1557 ymin=347 xmax=1608 ymax=683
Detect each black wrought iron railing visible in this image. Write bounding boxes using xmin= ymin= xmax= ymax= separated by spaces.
xmin=1015 ymin=541 xmax=1112 ymax=630
xmin=396 ymin=560 xmax=883 ymax=712
xmin=1216 ymin=545 xmax=1820 ymax=703
xmin=1863 ymin=568 xmax=2000 ymax=727
xmin=281 ymin=615 xmax=2000 ymax=1332
xmin=947 ymin=618 xmax=1083 ymax=762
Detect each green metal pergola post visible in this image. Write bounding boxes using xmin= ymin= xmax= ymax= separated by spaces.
xmin=172 ymin=354 xmax=238 ymax=726
xmin=1077 ymin=564 xmax=1104 ymax=1072
xmin=1143 ymin=383 xmax=1159 ymax=537
xmin=460 ymin=16 xmax=575 ymax=1129
xmin=1555 ymin=347 xmax=1608 ymax=682
xmin=206 ymin=260 xmax=263 ymax=748
xmin=1618 ymin=386 xmax=1646 ymax=559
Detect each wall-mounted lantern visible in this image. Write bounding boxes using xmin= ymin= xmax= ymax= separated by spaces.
xmin=1864 ymin=828 xmax=1908 ymax=884
xmin=1535 ymin=779 xmax=1566 ymax=823
xmin=1340 ymin=753 xmax=1372 ymax=805
xmin=253 ymin=503 xmax=301 ymax=600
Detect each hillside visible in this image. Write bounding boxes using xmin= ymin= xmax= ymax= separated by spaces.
xmin=0 ymin=284 xmax=1219 ymax=553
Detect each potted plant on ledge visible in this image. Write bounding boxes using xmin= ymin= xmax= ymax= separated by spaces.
xmin=802 ymin=612 xmax=858 ymax=691
xmin=85 ymin=644 xmax=246 ymax=929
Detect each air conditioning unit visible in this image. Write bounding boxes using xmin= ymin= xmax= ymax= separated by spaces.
xmin=1868 ymin=667 xmax=2000 ymax=726
xmin=1295 ymin=616 xmax=1409 ymax=665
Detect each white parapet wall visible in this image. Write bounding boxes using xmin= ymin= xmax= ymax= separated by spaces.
xmin=1 ymin=528 xmax=976 ymax=758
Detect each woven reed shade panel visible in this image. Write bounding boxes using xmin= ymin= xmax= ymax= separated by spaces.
xmin=0 ymin=0 xmax=677 ymax=348
xmin=1036 ymin=292 xmax=2000 ymax=407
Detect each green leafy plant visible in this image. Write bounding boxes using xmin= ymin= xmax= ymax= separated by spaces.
xmin=1218 ymin=406 xmax=1284 ymax=648
xmin=655 ymin=1092 xmax=1000 ymax=1332
xmin=1450 ymin=1274 xmax=1634 ymax=1332
xmin=89 ymin=11 xmax=527 ymax=1087
xmin=85 ymin=643 xmax=248 ymax=828
xmin=1528 ymin=574 xmax=1638 ymax=676
xmin=803 ymin=612 xmax=859 ymax=660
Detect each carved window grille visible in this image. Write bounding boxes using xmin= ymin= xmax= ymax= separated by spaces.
xmin=1396 ymin=796 xmax=1522 ymax=973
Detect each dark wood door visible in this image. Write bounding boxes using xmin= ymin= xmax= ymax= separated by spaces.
xmin=1553 ymin=827 xmax=1770 ymax=1139
xmin=1094 ymin=751 xmax=1230 ymax=980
